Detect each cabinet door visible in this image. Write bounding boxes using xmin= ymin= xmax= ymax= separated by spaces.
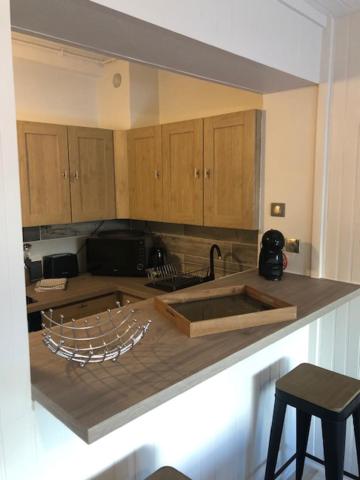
xmin=17 ymin=121 xmax=71 ymax=226
xmin=204 ymin=110 xmax=260 ymax=229
xmin=68 ymin=126 xmax=116 ymax=223
xmin=128 ymin=126 xmax=163 ymax=221
xmin=162 ymin=119 xmax=203 ymax=225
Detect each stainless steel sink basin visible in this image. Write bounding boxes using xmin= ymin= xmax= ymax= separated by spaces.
xmin=146 ymin=273 xmax=210 ymax=292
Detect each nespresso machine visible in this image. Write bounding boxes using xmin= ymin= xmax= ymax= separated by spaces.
xmin=258 ymin=229 xmax=286 ymax=281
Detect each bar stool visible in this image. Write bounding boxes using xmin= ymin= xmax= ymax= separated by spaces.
xmin=146 ymin=466 xmax=191 ymax=479
xmin=265 ymin=363 xmax=360 ymax=480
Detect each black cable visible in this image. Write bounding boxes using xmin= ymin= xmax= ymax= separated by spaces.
xmin=145 ymin=221 xmax=153 ymax=234
xmin=76 ymin=221 xmax=105 ymax=256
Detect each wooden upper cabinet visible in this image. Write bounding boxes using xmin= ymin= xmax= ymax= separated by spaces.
xmin=204 ymin=110 xmax=260 ymax=229
xmin=68 ymin=126 xmax=116 ymax=223
xmin=162 ymin=119 xmax=204 ymax=225
xmin=127 ymin=126 xmax=163 ymax=221
xmin=17 ymin=121 xmax=72 ymax=227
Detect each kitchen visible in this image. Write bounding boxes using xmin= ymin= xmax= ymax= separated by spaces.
xmin=2 ymin=1 xmax=360 ymax=480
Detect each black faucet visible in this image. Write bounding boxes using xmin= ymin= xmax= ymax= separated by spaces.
xmin=207 ymin=244 xmax=222 ymax=281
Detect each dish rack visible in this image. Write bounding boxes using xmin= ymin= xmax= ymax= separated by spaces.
xmin=146 ymin=263 xmax=210 ymax=292
xmin=41 ymin=302 xmax=151 ymax=367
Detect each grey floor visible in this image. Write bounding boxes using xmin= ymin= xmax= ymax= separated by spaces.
xmin=285 ymin=462 xmax=324 ymax=479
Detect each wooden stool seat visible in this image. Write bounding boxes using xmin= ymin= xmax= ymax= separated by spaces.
xmin=277 ymin=363 xmax=360 ymax=413
xmin=265 ymin=363 xmax=360 ymax=479
xmin=146 ymin=466 xmax=191 ymax=480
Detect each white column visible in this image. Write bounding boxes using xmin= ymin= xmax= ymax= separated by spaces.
xmin=0 ymin=1 xmax=36 ymax=478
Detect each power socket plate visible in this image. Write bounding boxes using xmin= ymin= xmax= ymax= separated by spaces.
xmin=286 ymin=238 xmax=300 ymax=254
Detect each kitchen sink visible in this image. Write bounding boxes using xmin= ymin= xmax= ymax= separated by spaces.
xmin=145 ymin=263 xmax=211 ymax=292
xmin=146 ymin=273 xmax=209 ymax=292
xmin=146 ymin=244 xmax=222 ymax=293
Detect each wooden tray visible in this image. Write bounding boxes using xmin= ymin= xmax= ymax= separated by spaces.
xmin=154 ymin=285 xmax=297 ymax=337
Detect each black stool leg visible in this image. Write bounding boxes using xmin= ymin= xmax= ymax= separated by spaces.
xmin=321 ymin=419 xmax=346 ymax=480
xmin=264 ymin=396 xmax=287 ymax=480
xmin=296 ymin=410 xmax=311 ymax=480
xmin=352 ymin=407 xmax=360 ymax=477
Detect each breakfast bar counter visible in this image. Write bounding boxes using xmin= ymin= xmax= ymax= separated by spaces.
xmin=28 ymin=270 xmax=360 ymax=443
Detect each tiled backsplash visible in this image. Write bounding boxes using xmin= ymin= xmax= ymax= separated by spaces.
xmin=22 ymin=219 xmax=130 ymax=273
xmin=131 ymin=221 xmax=259 ymax=278
xmin=23 ymin=219 xmax=130 ymax=242
xmin=23 ymin=219 xmax=259 ymax=278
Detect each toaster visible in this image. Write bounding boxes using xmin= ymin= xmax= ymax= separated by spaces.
xmin=43 ymin=253 xmax=79 ymax=278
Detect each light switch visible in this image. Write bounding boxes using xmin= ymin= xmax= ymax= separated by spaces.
xmin=286 ymin=238 xmax=300 ymax=253
xmin=271 ymin=203 xmax=285 ymax=217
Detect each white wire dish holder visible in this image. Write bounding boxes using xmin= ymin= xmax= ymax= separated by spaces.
xmin=146 ymin=263 xmax=210 ymax=292
xmin=41 ymin=301 xmax=151 ymax=367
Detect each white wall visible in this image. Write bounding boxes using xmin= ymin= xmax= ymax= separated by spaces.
xmin=13 ymin=44 xmax=132 ymax=129
xmin=13 ymin=56 xmax=99 ymax=127
xmin=158 ymin=70 xmax=262 ymax=123
xmin=130 ymin=63 xmax=160 ymax=127
xmin=0 ymin=2 xmax=36 ymax=479
xmin=308 ymin=294 xmax=360 ymax=475
xmin=322 ymin=12 xmax=360 ymax=284
xmin=262 ymin=87 xmax=318 ymax=275
xmin=91 ymin=0 xmax=326 ymax=83
xmin=97 ymin=59 xmax=131 ymax=129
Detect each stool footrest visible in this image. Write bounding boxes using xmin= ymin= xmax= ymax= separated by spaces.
xmin=274 ymin=452 xmax=359 ymax=480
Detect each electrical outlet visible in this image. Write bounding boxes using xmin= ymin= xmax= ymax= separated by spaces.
xmin=285 ymin=238 xmax=300 ymax=253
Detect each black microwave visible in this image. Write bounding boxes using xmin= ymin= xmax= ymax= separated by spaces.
xmin=86 ymin=230 xmax=153 ymax=276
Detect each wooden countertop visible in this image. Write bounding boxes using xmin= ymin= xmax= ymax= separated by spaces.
xmin=29 ymin=270 xmax=360 ymax=443
xmin=26 ymin=274 xmax=157 ymax=313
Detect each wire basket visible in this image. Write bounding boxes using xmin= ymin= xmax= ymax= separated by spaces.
xmin=41 ymin=301 xmax=151 ymax=367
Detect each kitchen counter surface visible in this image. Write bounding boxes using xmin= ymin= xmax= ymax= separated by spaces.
xmin=26 ymin=274 xmax=158 ymax=313
xmin=29 ymin=270 xmax=360 ymax=443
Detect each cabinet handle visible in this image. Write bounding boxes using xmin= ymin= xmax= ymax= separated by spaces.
xmin=62 ymin=170 xmax=68 ymax=179
xmin=70 ymin=170 xmax=79 ymax=182
xmin=204 ymin=168 xmax=211 ymax=179
xmin=154 ymin=170 xmax=160 ymax=180
xmin=194 ymin=168 xmax=200 ymax=179
xmin=79 ymin=303 xmax=88 ymax=308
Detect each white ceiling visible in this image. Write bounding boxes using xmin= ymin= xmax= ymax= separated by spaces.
xmin=11 ymin=0 xmax=316 ymax=94
xmin=305 ymin=0 xmax=360 ymax=17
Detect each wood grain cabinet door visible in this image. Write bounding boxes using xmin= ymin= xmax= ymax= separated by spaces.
xmin=127 ymin=126 xmax=163 ymax=221
xmin=162 ymin=119 xmax=203 ymax=225
xmin=17 ymin=121 xmax=71 ymax=227
xmin=204 ymin=110 xmax=260 ymax=229
xmin=68 ymin=126 xmax=116 ymax=223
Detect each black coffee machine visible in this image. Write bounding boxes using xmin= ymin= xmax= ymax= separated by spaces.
xmin=259 ymin=229 xmax=285 ymax=281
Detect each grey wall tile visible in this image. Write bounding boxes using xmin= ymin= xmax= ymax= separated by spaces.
xmin=183 ymin=254 xmax=243 ymax=278
xmin=184 ymin=225 xmax=258 ymax=244
xmin=149 ymin=222 xmax=185 ymax=236
xmin=156 ymin=234 xmax=232 ymax=259
xmin=41 ymin=219 xmax=129 ymax=239
xmin=23 ymin=227 xmax=40 ymax=242
xmin=232 ymin=243 xmax=258 ymax=266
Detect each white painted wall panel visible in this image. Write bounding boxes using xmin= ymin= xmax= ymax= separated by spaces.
xmin=323 ymin=12 xmax=360 ymax=283
xmin=0 ymin=1 xmax=36 ymax=479
xmin=91 ymin=0 xmax=324 ymax=83
xmin=308 ymin=294 xmax=360 ymax=476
